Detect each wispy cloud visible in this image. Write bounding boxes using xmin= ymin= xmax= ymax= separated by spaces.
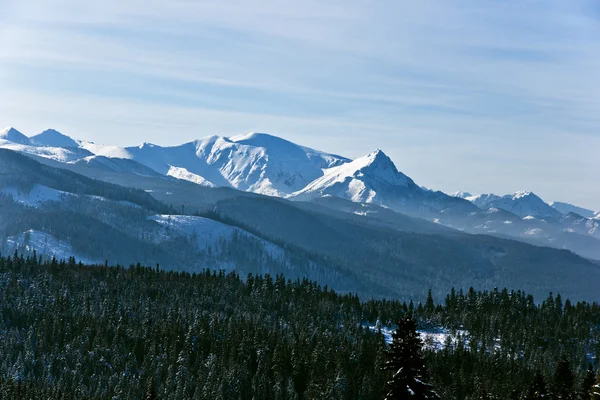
xmin=0 ymin=0 xmax=598 ymax=208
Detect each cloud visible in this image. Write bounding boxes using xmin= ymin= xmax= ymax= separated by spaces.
xmin=0 ymin=0 xmax=598 ymax=208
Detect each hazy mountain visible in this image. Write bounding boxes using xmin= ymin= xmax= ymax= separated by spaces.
xmin=0 ymin=127 xmax=32 ymax=145
xmin=550 ymin=201 xmax=596 ymax=219
xmin=30 ymin=129 xmax=81 ymax=148
xmin=464 ymin=191 xmax=562 ymax=219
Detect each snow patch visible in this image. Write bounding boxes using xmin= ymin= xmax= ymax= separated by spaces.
xmin=1 ymin=185 xmax=69 ymax=207
xmin=4 ymin=230 xmax=98 ymax=264
xmin=167 ymin=166 xmax=216 ymax=187
xmin=148 ymin=215 xmax=286 ymax=260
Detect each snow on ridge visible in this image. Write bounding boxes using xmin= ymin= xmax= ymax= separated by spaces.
xmin=452 ymin=191 xmax=473 ymax=199
xmin=167 ymin=165 xmax=216 ymax=187
xmin=512 ymin=190 xmax=533 ymax=200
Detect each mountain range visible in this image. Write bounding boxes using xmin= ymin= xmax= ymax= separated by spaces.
xmin=0 ymin=125 xmax=599 ymax=301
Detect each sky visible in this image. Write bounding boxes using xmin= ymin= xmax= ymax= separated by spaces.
xmin=0 ymin=0 xmax=599 ymax=209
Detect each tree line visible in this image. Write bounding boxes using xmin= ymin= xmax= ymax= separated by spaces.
xmin=0 ymin=253 xmax=599 ymax=399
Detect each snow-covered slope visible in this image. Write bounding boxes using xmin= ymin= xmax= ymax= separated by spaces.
xmin=550 ymin=201 xmax=595 ymax=219
xmin=1 ymin=184 xmax=69 ymax=207
xmin=464 ymin=191 xmax=562 ymax=219
xmin=30 ymin=129 xmax=81 ymax=148
xmin=70 ymin=155 xmax=163 ymax=177
xmin=149 ymin=214 xmax=287 ymax=271
xmin=291 ymin=149 xmax=415 ymax=204
xmin=0 ymin=127 xmax=32 ymax=145
xmin=79 ymin=132 xmax=350 ymax=196
xmin=166 ymin=166 xmax=216 ymax=187
xmin=4 ymin=230 xmax=99 ymax=264
xmin=0 ymin=128 xmax=93 ymax=162
xmin=290 ymin=149 xmax=475 ymax=215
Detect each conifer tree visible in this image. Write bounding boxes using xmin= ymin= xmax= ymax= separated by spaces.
xmin=590 ymin=374 xmax=600 ymax=400
xmin=523 ymin=370 xmax=548 ymax=400
xmin=383 ymin=316 xmax=440 ymax=399
xmin=580 ymin=365 xmax=596 ymax=400
xmin=552 ymin=356 xmax=575 ymax=400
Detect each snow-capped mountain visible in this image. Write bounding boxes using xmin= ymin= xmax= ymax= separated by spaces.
xmin=452 ymin=191 xmax=473 ymax=199
xmin=0 ymin=127 xmax=91 ymax=162
xmin=291 ymin=150 xmax=415 ymax=203
xmin=291 ymin=149 xmax=476 ymax=215
xmin=1 ymin=125 xmax=598 ymax=260
xmin=460 ymin=191 xmax=562 ymax=219
xmin=80 ymin=132 xmax=349 ymax=196
xmin=0 ymin=127 xmax=32 ymax=145
xmin=550 ymin=201 xmax=596 ymax=219
xmin=30 ymin=129 xmax=81 ymax=148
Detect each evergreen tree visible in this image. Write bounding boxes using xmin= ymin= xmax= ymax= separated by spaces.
xmin=590 ymin=374 xmax=600 ymax=400
xmin=383 ymin=316 xmax=440 ymax=399
xmin=523 ymin=370 xmax=548 ymax=400
xmin=580 ymin=365 xmax=596 ymax=400
xmin=553 ymin=357 xmax=575 ymax=400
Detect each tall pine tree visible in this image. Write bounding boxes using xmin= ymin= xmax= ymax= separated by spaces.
xmin=383 ymin=316 xmax=440 ymax=399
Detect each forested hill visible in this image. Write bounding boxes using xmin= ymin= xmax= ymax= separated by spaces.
xmin=1 ymin=254 xmax=600 ymax=399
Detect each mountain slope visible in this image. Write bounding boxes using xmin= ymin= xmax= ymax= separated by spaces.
xmin=30 ymin=129 xmax=81 ymax=148
xmin=0 ymin=127 xmax=32 ymax=145
xmin=2 ymin=126 xmax=599 ymax=262
xmin=550 ymin=201 xmax=596 ymax=218
xmin=77 ymin=132 xmax=350 ymax=196
xmin=291 ymin=149 xmax=476 ymax=216
xmin=464 ymin=191 xmax=562 ymax=219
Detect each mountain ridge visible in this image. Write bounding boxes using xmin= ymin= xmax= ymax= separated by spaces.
xmin=1 ymin=126 xmax=598 ymax=260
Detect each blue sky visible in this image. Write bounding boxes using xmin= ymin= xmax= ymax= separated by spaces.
xmin=0 ymin=0 xmax=599 ymax=209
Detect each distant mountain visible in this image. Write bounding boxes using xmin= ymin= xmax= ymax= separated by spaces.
xmin=2 ymin=147 xmax=600 ymax=301
xmin=30 ymin=129 xmax=80 ymax=148
xmin=70 ymin=155 xmax=163 ymax=177
xmin=463 ymin=191 xmax=562 ymax=219
xmin=452 ymin=191 xmax=473 ymax=199
xmin=550 ymin=201 xmax=596 ymax=219
xmin=0 ymin=127 xmax=32 ymax=145
xmin=77 ymin=132 xmax=349 ymax=196
xmin=291 ymin=150 xmax=476 ymax=216
xmin=1 ymin=126 xmax=598 ymax=262
xmin=291 ymin=149 xmax=415 ymax=202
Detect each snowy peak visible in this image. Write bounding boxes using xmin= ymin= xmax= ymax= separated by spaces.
xmin=0 ymin=127 xmax=31 ymax=145
xmin=30 ymin=129 xmax=80 ymax=148
xmin=290 ymin=149 xmax=417 ymax=206
xmin=329 ymin=150 xmax=412 ymax=187
xmin=452 ymin=191 xmax=473 ymax=199
xmin=465 ymin=191 xmax=561 ymax=219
